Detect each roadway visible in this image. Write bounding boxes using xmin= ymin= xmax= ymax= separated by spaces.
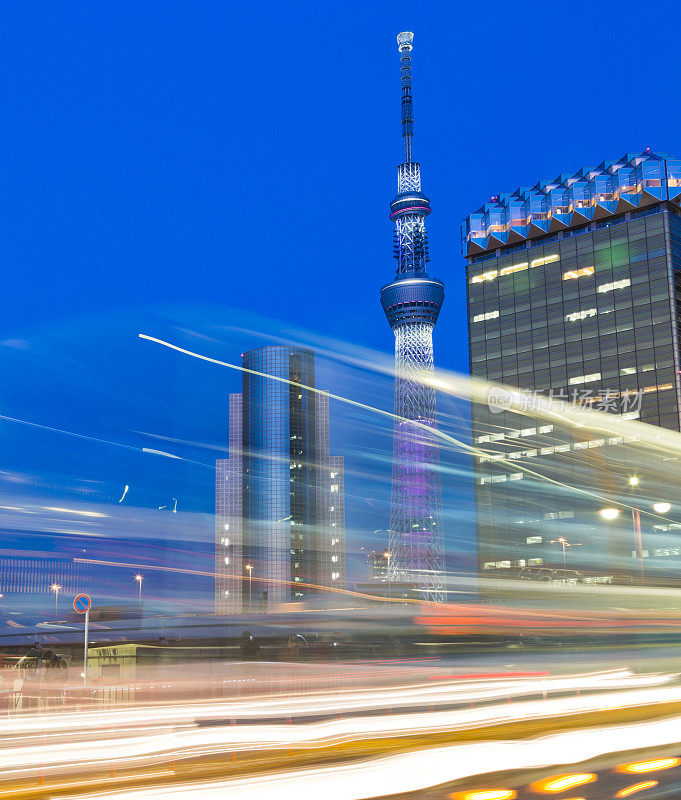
xmin=1 ymin=651 xmax=681 ymax=799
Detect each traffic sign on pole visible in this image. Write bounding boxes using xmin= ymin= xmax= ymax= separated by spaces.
xmin=73 ymin=594 xmax=92 ymax=685
xmin=73 ymin=594 xmax=91 ymax=614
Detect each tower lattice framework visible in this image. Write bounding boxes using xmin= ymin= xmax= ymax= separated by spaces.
xmin=380 ymin=32 xmax=445 ymax=602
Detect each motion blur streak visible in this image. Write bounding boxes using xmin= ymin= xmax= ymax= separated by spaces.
xmin=0 ymin=669 xmax=665 ymax=739
xmin=0 ymin=412 xmax=212 ymax=468
xmin=0 ymin=672 xmax=675 ymax=789
xmin=616 ymin=781 xmax=659 ymax=797
xmin=136 ymin=334 xmax=663 ymax=515
xmin=619 ymin=757 xmax=681 ymax=773
xmin=59 ymin=711 xmax=681 ymax=799
xmin=138 ymin=333 xmax=473 ymax=455
xmin=530 ymin=773 xmax=596 ymax=792
xmin=73 ymin=556 xmax=426 ymax=603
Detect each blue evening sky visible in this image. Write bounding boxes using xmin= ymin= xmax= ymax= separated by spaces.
xmin=0 ymin=0 xmax=678 ymax=611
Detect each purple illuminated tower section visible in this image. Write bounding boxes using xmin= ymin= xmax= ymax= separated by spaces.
xmin=380 ymin=32 xmax=445 ymax=602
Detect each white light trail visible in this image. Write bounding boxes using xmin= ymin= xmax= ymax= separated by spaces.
xmin=0 ymin=669 xmax=660 ymax=737
xmin=0 ymin=672 xmax=676 ymax=780
xmin=43 ymin=507 xmax=108 ymax=518
xmin=58 ymin=697 xmax=681 ymax=800
xmin=142 ymin=448 xmax=181 ymax=460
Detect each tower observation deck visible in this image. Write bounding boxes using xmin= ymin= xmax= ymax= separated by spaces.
xmin=380 ymin=31 xmax=445 ymax=602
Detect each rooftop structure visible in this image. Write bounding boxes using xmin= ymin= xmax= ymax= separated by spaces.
xmin=462 ymin=151 xmax=681 ymax=258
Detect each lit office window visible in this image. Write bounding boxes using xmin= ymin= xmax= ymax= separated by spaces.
xmin=470 ymin=270 xmax=498 ymax=284
xmin=598 ymin=278 xmax=631 ymax=293
xmin=499 ymin=262 xmax=528 ymax=276
xmin=565 ymin=308 xmax=597 ymax=323
xmin=643 ymin=383 xmax=674 ymax=393
xmin=568 ymin=372 xmax=601 ymax=386
xmin=472 ymin=310 xmax=499 ymax=323
xmin=530 ymin=254 xmax=559 ymax=267
xmin=563 ymin=266 xmax=594 ymax=280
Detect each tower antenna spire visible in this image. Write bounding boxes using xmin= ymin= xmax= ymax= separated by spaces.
xmin=397 ymin=31 xmax=414 ymax=163
xmin=380 ymin=31 xmax=445 ymax=602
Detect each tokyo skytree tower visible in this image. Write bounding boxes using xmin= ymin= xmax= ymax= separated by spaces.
xmin=380 ymin=32 xmax=445 ymax=602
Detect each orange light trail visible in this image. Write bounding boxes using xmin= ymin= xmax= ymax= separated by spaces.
xmin=530 ymin=773 xmax=596 ymax=793
xmin=616 ymin=781 xmax=659 ymax=797
xmin=619 ymin=757 xmax=680 ymax=773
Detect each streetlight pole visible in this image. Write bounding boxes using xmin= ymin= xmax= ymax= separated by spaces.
xmin=550 ymin=538 xmax=580 ymax=574
xmin=51 ymin=584 xmax=62 ymax=622
xmin=384 ymin=552 xmax=391 ymax=599
xmin=628 ymin=476 xmax=645 ymax=583
xmin=245 ymin=564 xmax=253 ymax=609
xmin=135 ymin=575 xmax=143 ymax=617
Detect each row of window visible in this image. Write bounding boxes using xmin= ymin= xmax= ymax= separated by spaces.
xmin=471 ymin=327 xmax=672 ymax=359
xmin=477 ymin=434 xmax=630 ymax=464
xmin=478 ymin=472 xmax=524 ymax=485
xmin=470 ymin=254 xmax=560 ymax=284
xmin=470 ymin=284 xmax=669 ymax=321
xmin=475 ymin=425 xmax=555 ymax=443
xmin=469 ymin=234 xmax=665 ymax=287
xmin=482 ymin=558 xmax=543 ymax=569
xmin=471 ymin=255 xmax=667 ymax=296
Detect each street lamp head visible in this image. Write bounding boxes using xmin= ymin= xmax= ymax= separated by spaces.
xmin=245 ymin=564 xmax=253 ymax=572
xmin=628 ymin=476 xmax=640 ymax=487
xmin=383 ymin=551 xmax=391 ymax=559
xmin=599 ymin=507 xmax=620 ymax=521
xmin=51 ymin=584 xmax=62 ymax=592
xmin=653 ymin=502 xmax=672 ymax=514
xmin=134 ymin=574 xmax=143 ymax=582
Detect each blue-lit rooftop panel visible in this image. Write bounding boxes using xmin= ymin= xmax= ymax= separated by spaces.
xmin=461 ymin=150 xmax=681 ymax=257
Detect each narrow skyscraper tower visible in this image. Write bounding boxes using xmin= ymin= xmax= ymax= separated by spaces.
xmin=380 ymin=31 xmax=445 ymax=601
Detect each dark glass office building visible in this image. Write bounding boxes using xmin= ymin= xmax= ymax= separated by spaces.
xmin=215 ymin=346 xmax=346 ymax=612
xmin=463 ymin=151 xmax=681 ymax=585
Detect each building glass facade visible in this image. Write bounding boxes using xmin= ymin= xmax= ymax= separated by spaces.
xmin=214 ymin=346 xmax=346 ymax=613
xmin=463 ymin=151 xmax=681 ymax=584
xmin=215 ymin=394 xmax=243 ymax=614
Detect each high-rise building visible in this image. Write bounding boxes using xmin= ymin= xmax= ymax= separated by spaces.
xmin=463 ymin=150 xmax=681 ymax=583
xmin=215 ymin=394 xmax=243 ymax=613
xmin=214 ymin=346 xmax=345 ymax=613
xmin=380 ymin=32 xmax=445 ymax=601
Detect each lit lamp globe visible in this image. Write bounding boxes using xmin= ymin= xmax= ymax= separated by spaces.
xmin=653 ymin=502 xmax=672 ymax=514
xmin=599 ymin=508 xmax=620 ymax=521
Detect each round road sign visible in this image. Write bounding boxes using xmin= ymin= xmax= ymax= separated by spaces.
xmin=73 ymin=594 xmax=92 ymax=614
